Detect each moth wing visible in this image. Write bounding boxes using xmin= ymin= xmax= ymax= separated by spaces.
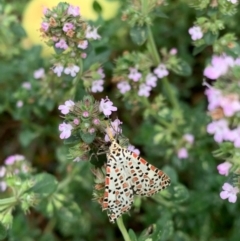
xmin=125 ymin=150 xmax=171 ymax=196
xmin=102 ymin=153 xmax=133 ymax=223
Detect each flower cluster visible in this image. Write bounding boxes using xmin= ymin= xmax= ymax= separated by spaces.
xmin=58 ymin=95 xmax=118 ymax=161
xmin=204 ymin=54 xmax=240 ymax=203
xmin=204 ymin=55 xmax=240 ymax=80
xmin=206 ymin=88 xmax=240 ymax=146
xmin=113 ymin=52 xmax=170 ymax=99
xmin=40 ymin=2 xmax=101 ymax=77
xmin=0 ymin=155 xmax=30 ymax=192
xmin=177 ymin=134 xmax=195 ymax=159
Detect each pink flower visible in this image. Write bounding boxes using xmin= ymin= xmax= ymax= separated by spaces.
xmin=16 ymin=100 xmax=23 ymax=108
xmin=146 ymin=73 xmax=157 ymax=87
xmin=184 ymin=134 xmax=194 ymax=144
xmin=220 ymin=183 xmax=239 ymax=203
xmin=64 ymin=65 xmax=80 ymax=77
xmin=63 ymin=22 xmax=75 ymax=32
xmin=83 ymin=111 xmax=89 ymax=117
xmin=34 ymin=68 xmax=45 ymax=79
xmin=81 ymin=53 xmax=87 ymax=59
xmin=169 ymin=48 xmax=178 ymax=55
xmin=78 ymin=40 xmax=88 ymax=49
xmin=97 ymin=68 xmax=105 ymax=79
xmin=128 ymin=68 xmax=142 ymax=82
xmin=204 ymin=56 xmax=231 ymax=80
xmin=0 ymin=167 xmax=6 ymax=177
xmin=205 ymin=87 xmax=222 ymax=111
xmin=58 ymin=100 xmax=75 ymax=115
xmin=86 ymin=26 xmax=101 ymax=40
xmin=22 ymin=82 xmax=31 ymax=90
xmin=188 ymin=26 xmax=203 ymax=40
xmin=67 ymin=5 xmax=80 ymax=16
xmin=128 ymin=145 xmax=140 ymax=155
xmin=117 ymin=81 xmax=131 ymax=94
xmin=41 ymin=22 xmax=49 ymax=32
xmin=93 ymin=119 xmax=100 ymax=125
xmin=220 ymin=95 xmax=240 ymax=117
xmin=53 ymin=64 xmax=64 ymax=77
xmin=0 ymin=181 xmax=7 ymax=192
xmin=73 ymin=118 xmax=80 ymax=125
xmin=217 ymin=162 xmax=232 ymax=176
xmin=177 ymin=148 xmax=188 ymax=159
xmin=154 ymin=64 xmax=169 ymax=78
xmin=55 ymin=39 xmax=68 ymax=50
xmin=59 ymin=122 xmax=73 ymax=139
xmin=89 ymin=128 xmax=95 ymax=134
xmin=105 ymin=119 xmax=122 ymax=142
xmin=91 ymin=80 xmax=104 ymax=93
xmin=99 ymin=97 xmax=117 ymax=116
xmin=138 ymin=84 xmax=151 ymax=97
xmin=4 ymin=155 xmax=24 ymax=165
xmin=207 ymin=119 xmax=229 ymax=143
xmin=227 ymin=0 xmax=238 ymax=4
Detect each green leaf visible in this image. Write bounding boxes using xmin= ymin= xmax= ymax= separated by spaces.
xmin=145 ymin=212 xmax=174 ymax=241
xmin=169 ymin=184 xmax=189 ymax=203
xmin=19 ymin=129 xmax=39 ymax=147
xmin=0 ymin=222 xmax=7 ymax=240
xmin=193 ymin=44 xmax=207 ymax=56
xmin=224 ymin=43 xmax=240 ymax=58
xmin=162 ymin=165 xmax=178 ymax=184
xmin=130 ymin=25 xmax=148 ymax=46
xmin=79 ymin=131 xmax=96 ymax=144
xmin=63 ymin=133 xmax=81 ymax=145
xmin=31 ymin=173 xmax=58 ymax=197
xmin=128 ymin=229 xmax=138 ymax=241
xmin=204 ymin=32 xmax=218 ymax=45
xmin=171 ymin=60 xmax=192 ymax=76
xmin=93 ymin=0 xmax=102 ymax=14
xmin=153 ymin=9 xmax=169 ymax=19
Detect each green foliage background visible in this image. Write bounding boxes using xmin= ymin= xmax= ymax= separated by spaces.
xmin=1 ymin=0 xmax=240 ymax=240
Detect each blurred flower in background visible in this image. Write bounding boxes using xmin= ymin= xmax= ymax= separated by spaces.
xmin=22 ymin=0 xmax=120 ymax=56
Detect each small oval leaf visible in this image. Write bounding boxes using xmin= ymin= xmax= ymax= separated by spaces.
xmin=0 ymin=222 xmax=7 ymax=240
xmin=130 ymin=25 xmax=148 ymax=46
xmin=31 ymin=173 xmax=58 ymax=197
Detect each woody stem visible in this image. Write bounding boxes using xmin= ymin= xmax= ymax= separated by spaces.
xmin=116 ymin=217 xmax=131 ymax=241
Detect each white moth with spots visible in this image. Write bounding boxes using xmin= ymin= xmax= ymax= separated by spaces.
xmin=102 ymin=139 xmax=171 ymax=223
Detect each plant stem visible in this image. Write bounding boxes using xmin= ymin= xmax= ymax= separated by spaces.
xmin=116 ymin=216 xmax=132 ymax=241
xmin=147 ymin=25 xmax=180 ymax=111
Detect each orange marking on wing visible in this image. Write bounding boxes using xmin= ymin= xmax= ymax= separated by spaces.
xmin=104 ymin=192 xmax=108 ymax=198
xmin=150 ymin=165 xmax=156 ymax=171
xmin=130 ymin=169 xmax=135 ymax=174
xmin=140 ymin=158 xmax=147 ymax=164
xmin=106 ymin=167 xmax=111 ymax=173
xmin=158 ymin=170 xmax=164 ymax=176
xmin=115 ymin=168 xmax=120 ymax=173
xmin=125 ymin=191 xmax=130 ymax=196
xmin=121 ymin=205 xmax=130 ymax=212
xmin=102 ymin=202 xmax=108 ymax=209
xmin=132 ymin=153 xmax=138 ymax=158
xmin=136 ymin=184 xmax=142 ymax=189
xmin=149 ymin=180 xmax=154 ymax=185
xmin=132 ymin=177 xmax=138 ymax=182
xmin=119 ymin=175 xmax=124 ymax=180
xmin=122 ymin=182 xmax=129 ymax=188
xmin=105 ymin=177 xmax=110 ymax=185
xmin=163 ymin=175 xmax=169 ymax=180
xmin=147 ymin=190 xmax=156 ymax=195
